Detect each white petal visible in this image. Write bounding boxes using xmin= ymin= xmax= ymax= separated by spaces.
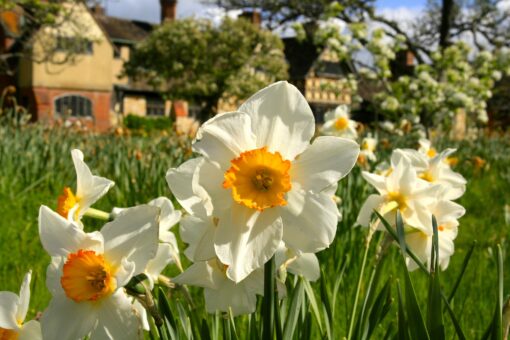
xmin=72 ymin=149 xmax=114 ymax=217
xmin=39 ymin=206 xmax=103 ymax=257
xmin=196 ymin=160 xmax=233 ymax=215
xmin=114 ymin=258 xmax=136 ymax=288
xmin=361 ymin=172 xmax=387 ymax=193
xmin=204 ymin=280 xmax=257 ymax=316
xmin=132 ymin=300 xmax=149 ymax=331
xmin=147 ymin=197 xmax=182 ymax=233
xmin=90 ymin=290 xmax=142 ymax=340
xmin=287 ymin=253 xmax=320 ymax=282
xmin=215 ymin=206 xmax=283 ymax=283
xmin=145 ymin=244 xmax=173 ymax=284
xmin=0 ymin=292 xmax=19 ymax=330
xmin=19 ymin=319 xmax=42 ymax=340
xmin=391 ymin=149 xmax=428 ymax=171
xmin=281 ymin=189 xmax=338 ymax=253
xmin=101 ymin=205 xmax=159 ymax=276
xmin=46 ymin=257 xmax=64 ymax=296
xmin=193 ymin=112 xmax=256 ymax=169
xmin=356 ymin=194 xmax=385 ymax=227
xmin=166 ymin=157 xmax=212 ymax=218
xmin=16 ymin=271 xmax=31 ymax=324
xmin=238 ymin=81 xmax=315 ymax=160
xmin=180 ymin=215 xmax=216 ymax=262
xmin=173 ymin=261 xmax=221 ymax=289
xmin=41 ymin=294 xmax=98 ymax=340
xmin=291 ymin=136 xmax=359 ymax=192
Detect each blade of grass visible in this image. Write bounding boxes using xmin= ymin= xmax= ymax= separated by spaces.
xmin=262 ymin=256 xmax=275 ymax=340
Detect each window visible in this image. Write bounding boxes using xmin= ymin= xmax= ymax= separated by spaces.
xmin=56 ymin=37 xmax=93 ymax=55
xmin=146 ymin=96 xmax=165 ymax=116
xmin=54 ymin=95 xmax=93 ymax=118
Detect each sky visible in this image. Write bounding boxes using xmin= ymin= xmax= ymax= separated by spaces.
xmin=103 ymin=0 xmax=427 ymax=24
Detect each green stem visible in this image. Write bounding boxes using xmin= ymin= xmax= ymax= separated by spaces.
xmin=262 ymin=256 xmax=276 ymax=340
xmin=84 ymin=207 xmax=111 ymax=221
xmin=347 ymin=235 xmax=371 ymax=340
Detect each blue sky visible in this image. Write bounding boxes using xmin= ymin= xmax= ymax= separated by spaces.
xmin=105 ymin=0 xmax=426 ymax=24
xmin=377 ymin=0 xmax=425 ymax=8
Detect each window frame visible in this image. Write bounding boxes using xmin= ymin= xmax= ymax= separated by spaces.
xmin=54 ymin=94 xmax=94 ymax=119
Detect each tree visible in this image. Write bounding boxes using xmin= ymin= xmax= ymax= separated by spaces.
xmin=212 ymin=0 xmax=510 ymax=61
xmin=0 ymin=0 xmax=94 ymax=75
xmin=123 ymin=17 xmax=288 ymax=120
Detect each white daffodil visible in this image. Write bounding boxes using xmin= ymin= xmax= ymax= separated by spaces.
xmin=321 ymin=104 xmax=359 ymax=140
xmin=418 ymin=138 xmax=437 ymax=158
xmin=357 ymin=158 xmax=440 ymax=233
xmin=38 ymin=205 xmax=159 ymax=340
xmin=56 ymin=149 xmax=114 ymax=224
xmin=405 ymin=200 xmax=465 ymax=271
xmin=358 ymin=136 xmax=378 ymax=168
xmin=392 ymin=149 xmax=466 ymax=200
xmin=0 ymin=271 xmax=42 ymax=340
xmin=173 ymin=258 xmax=264 ymax=316
xmin=167 ymin=81 xmax=359 ymax=283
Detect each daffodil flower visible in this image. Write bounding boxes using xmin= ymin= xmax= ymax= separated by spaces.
xmin=56 ymin=149 xmax=114 ymax=224
xmin=321 ymin=104 xmax=359 ymax=140
xmin=418 ymin=138 xmax=437 ymax=158
xmin=357 ymin=158 xmax=441 ymax=233
xmin=38 ymin=205 xmax=159 ymax=340
xmin=167 ymin=81 xmax=360 ymax=282
xmin=173 ymin=258 xmax=264 ymax=316
xmin=405 ymin=199 xmax=465 ymax=271
xmin=392 ymin=148 xmax=466 ymax=200
xmin=0 ymin=271 xmax=42 ymax=340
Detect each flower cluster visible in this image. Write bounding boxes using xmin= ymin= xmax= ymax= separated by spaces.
xmin=357 ymin=139 xmax=466 ymax=270
xmin=168 ymin=81 xmax=360 ymax=314
xmin=29 ymin=149 xmax=182 ymax=339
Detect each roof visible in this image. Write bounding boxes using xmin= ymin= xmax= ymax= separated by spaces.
xmin=282 ymin=37 xmax=348 ymax=80
xmin=282 ymin=37 xmax=320 ymax=79
xmin=93 ymin=15 xmax=153 ymax=43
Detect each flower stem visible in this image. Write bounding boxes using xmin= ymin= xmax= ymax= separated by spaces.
xmin=84 ymin=207 xmax=111 ymax=221
xmin=347 ymin=235 xmax=372 ymax=340
xmin=262 ymin=256 xmax=275 ymax=340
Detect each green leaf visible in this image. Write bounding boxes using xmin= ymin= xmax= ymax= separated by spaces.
xmin=426 ymin=215 xmax=445 ymax=340
xmin=396 ymin=211 xmax=430 ymax=340
xmin=302 ymin=279 xmax=324 ymax=335
xmin=282 ymin=278 xmax=304 ymax=340
xmin=262 ymin=256 xmax=276 ymax=339
xmin=397 ymin=281 xmax=409 ymax=340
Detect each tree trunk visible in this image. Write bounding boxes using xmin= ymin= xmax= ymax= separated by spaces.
xmin=439 ymin=0 xmax=454 ymax=49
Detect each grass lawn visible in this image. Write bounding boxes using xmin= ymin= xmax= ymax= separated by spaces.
xmin=1 ymin=124 xmax=508 ymax=337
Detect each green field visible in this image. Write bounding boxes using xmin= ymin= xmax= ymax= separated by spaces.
xmin=1 ymin=124 xmax=509 ymax=338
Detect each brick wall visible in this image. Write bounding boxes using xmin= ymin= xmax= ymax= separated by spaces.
xmin=21 ymin=87 xmax=112 ymax=132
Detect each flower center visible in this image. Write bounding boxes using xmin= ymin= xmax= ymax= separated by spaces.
xmin=334 ymin=117 xmax=349 ymax=131
xmin=0 ymin=328 xmax=18 ymax=340
xmin=419 ymin=171 xmax=435 ymax=182
xmin=387 ymin=192 xmax=407 ymax=211
xmin=426 ymin=148 xmax=437 ymax=158
xmin=223 ymin=147 xmax=291 ymax=211
xmin=61 ymin=250 xmax=116 ymax=302
xmin=57 ymin=187 xmax=78 ymax=218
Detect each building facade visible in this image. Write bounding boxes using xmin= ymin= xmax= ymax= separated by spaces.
xmin=0 ymin=1 xmax=179 ymax=132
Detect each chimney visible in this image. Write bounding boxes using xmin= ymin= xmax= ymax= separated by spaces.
xmin=160 ymin=0 xmax=177 ymax=23
xmin=239 ymin=10 xmax=261 ymax=27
